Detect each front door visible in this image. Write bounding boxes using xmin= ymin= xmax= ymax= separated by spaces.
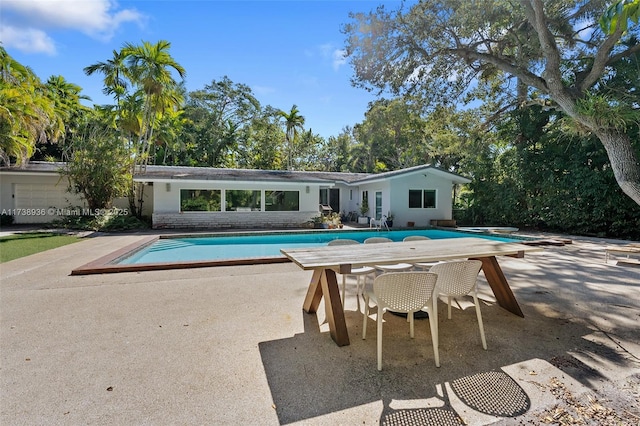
xmin=329 ymin=188 xmax=340 ymax=213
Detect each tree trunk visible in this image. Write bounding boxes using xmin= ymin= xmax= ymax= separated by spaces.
xmin=594 ymin=129 xmax=640 ymax=206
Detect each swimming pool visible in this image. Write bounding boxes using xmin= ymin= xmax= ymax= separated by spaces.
xmin=71 ymin=228 xmax=533 ymax=275
xmin=118 ymin=229 xmax=521 ymax=265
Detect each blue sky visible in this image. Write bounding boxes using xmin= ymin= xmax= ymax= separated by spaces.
xmin=1 ymin=0 xmax=398 ymax=139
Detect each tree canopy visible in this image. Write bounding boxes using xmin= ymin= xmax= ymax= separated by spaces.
xmin=344 ymin=0 xmax=640 ymax=205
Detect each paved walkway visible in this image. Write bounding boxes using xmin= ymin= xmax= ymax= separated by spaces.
xmin=1 ymin=232 xmax=639 ymax=425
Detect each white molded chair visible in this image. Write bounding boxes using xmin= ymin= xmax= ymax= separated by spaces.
xmin=364 ymin=237 xmax=413 ymax=272
xmin=362 ymin=272 xmax=440 ymax=370
xmin=429 ymin=260 xmax=487 ymax=350
xmin=327 ymin=239 xmax=375 ymax=310
xmin=403 ymin=235 xmax=430 ymax=242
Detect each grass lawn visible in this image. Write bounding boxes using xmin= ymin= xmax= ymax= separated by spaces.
xmin=0 ymin=232 xmax=81 ymax=263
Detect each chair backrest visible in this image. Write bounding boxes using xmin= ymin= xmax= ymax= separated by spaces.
xmin=327 ymin=239 xmax=360 ymax=246
xmin=429 ymin=260 xmax=483 ymax=296
xmin=373 ymin=272 xmax=438 ymax=312
xmin=403 ymin=235 xmax=430 ymax=241
xmin=364 ymin=237 xmax=393 ymax=244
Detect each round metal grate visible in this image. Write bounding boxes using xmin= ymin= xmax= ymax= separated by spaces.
xmin=450 ymin=370 xmax=530 ymax=417
xmin=381 ymin=407 xmax=464 ymax=426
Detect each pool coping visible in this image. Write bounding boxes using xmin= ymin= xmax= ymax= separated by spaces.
xmin=70 ymin=227 xmax=567 ymax=275
xmin=71 ymin=234 xmax=291 ymax=275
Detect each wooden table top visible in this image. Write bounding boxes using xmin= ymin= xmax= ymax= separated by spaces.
xmin=606 ymin=244 xmax=640 ymax=254
xmin=281 ymin=237 xmax=543 ymax=272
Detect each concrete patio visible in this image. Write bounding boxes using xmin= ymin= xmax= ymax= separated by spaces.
xmin=1 ymin=232 xmax=639 ymax=425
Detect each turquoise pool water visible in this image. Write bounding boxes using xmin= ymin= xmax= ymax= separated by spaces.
xmin=117 ymin=229 xmax=522 ymax=265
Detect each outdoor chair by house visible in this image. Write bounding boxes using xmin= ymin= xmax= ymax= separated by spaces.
xmin=362 ymin=272 xmax=440 ymax=370
xmin=326 ymin=239 xmax=375 ymax=310
xmin=430 ymin=260 xmax=487 ymax=350
xmin=402 ymin=235 xmax=437 ymax=270
xmin=363 ymin=237 xmax=413 ymax=272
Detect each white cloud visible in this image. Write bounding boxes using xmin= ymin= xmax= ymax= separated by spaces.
xmin=1 ymin=0 xmax=144 ymax=53
xmin=0 ymin=26 xmax=56 ymax=55
xmin=332 ymin=49 xmax=347 ymax=71
xmin=313 ymin=43 xmax=347 ymax=71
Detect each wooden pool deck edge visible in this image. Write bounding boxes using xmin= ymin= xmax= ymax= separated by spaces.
xmin=70 ymin=235 xmax=291 ymax=275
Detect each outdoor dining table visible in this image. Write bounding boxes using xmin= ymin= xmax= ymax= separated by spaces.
xmin=281 ymin=237 xmax=543 ymax=347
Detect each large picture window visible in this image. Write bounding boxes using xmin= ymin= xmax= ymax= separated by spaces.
xmin=265 ymin=190 xmax=299 ymax=211
xmin=180 ymin=189 xmax=221 ymax=212
xmin=226 ymin=190 xmax=261 ymax=211
xmin=409 ymin=189 xmax=436 ymax=209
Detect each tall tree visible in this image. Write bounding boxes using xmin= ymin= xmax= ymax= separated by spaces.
xmin=353 ymin=98 xmax=428 ymax=170
xmin=278 ymin=104 xmax=305 ymax=170
xmin=239 ymin=105 xmax=285 ymax=170
xmin=321 ymin=127 xmax=355 ymax=172
xmin=183 ymin=77 xmax=261 ymax=167
xmin=83 ymin=49 xmax=129 ymax=106
xmin=84 ymin=40 xmax=186 ymax=216
xmin=33 ymin=75 xmax=89 ymax=160
xmin=344 ymin=0 xmax=640 ymax=205
xmin=0 ymin=47 xmax=65 ymax=166
xmin=122 ymin=40 xmax=186 ymax=170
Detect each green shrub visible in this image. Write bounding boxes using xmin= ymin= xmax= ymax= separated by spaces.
xmin=53 ymin=211 xmax=149 ymax=232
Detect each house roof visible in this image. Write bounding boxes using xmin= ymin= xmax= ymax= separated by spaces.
xmin=133 ymin=164 xmax=470 ymax=185
xmin=1 ymin=162 xmax=471 ymax=185
xmin=132 ymin=165 xmax=372 ymax=184
xmin=0 ymin=162 xmax=65 ymax=174
xmin=353 ymin=164 xmax=472 ymax=185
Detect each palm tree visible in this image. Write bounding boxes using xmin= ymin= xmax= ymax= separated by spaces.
xmin=278 ymin=104 xmax=305 ymax=170
xmin=122 ymin=40 xmax=185 ymax=166
xmin=44 ymin=75 xmax=89 ymax=144
xmin=83 ymin=49 xmax=129 ymax=105
xmin=0 ymin=47 xmax=53 ymax=166
xmin=83 ymin=41 xmax=186 ymax=216
xmin=120 ymin=40 xmax=186 ymax=216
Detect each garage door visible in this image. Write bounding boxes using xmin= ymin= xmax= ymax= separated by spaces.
xmin=13 ymin=183 xmax=78 ymax=224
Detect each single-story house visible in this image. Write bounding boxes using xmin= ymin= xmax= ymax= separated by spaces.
xmin=0 ymin=162 xmax=470 ymax=229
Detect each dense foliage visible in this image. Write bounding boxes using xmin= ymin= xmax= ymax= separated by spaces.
xmin=343 ymin=0 xmax=640 ymax=205
xmin=1 ymin=1 xmax=639 ymax=239
xmin=456 ymin=105 xmax=640 ymax=240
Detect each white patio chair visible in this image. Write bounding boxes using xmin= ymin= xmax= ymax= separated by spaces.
xmin=327 ymin=239 xmax=375 ymax=310
xmin=429 ymin=260 xmax=487 ymax=350
xmin=364 ymin=237 xmax=413 ymax=272
xmin=402 ymin=235 xmax=438 ymax=270
xmin=403 ymin=235 xmax=430 ymax=242
xmin=362 ymin=272 xmax=440 ymax=370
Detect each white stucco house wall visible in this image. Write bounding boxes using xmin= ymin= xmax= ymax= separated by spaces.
xmin=0 ymin=162 xmax=470 ymax=229
xmin=0 ymin=162 xmax=84 ymax=224
xmin=0 ymin=162 xmax=150 ymax=224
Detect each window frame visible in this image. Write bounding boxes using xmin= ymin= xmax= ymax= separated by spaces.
xmin=265 ymin=190 xmax=300 ymax=211
xmin=225 ymin=189 xmax=261 ymax=211
xmin=180 ymin=189 xmax=222 ymax=212
xmin=408 ymin=189 xmax=437 ymax=209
